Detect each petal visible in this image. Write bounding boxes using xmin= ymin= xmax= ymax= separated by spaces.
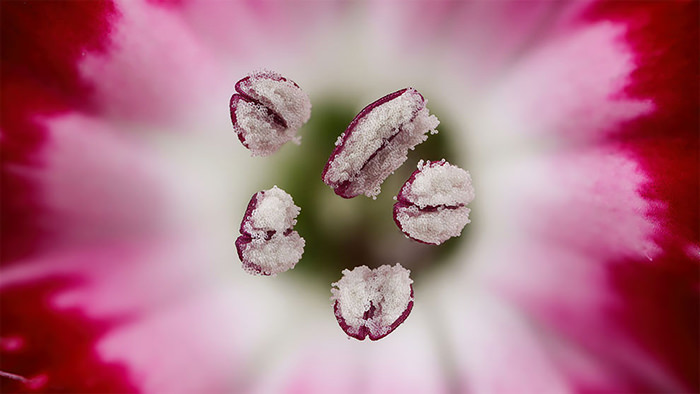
xmin=78 ymin=0 xmax=225 ymax=126
xmin=78 ymin=0 xmax=338 ymax=127
xmin=33 ymin=115 xmax=176 ymax=247
xmin=587 ymin=2 xmax=699 ymax=389
xmin=467 ymin=20 xmax=653 ymax=151
xmin=469 ymin=147 xmax=679 ymax=390
xmin=251 ymin=300 xmax=450 ymax=394
xmin=1 ymin=1 xmax=117 ymax=264
xmin=0 ymin=276 xmax=136 ymax=393
xmin=452 ymin=1 xmax=699 ymax=390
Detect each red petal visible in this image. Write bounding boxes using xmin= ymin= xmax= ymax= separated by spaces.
xmin=1 ymin=1 xmax=118 ymax=264
xmin=0 ymin=277 xmax=136 ymax=392
xmin=588 ymin=1 xmax=699 ymax=390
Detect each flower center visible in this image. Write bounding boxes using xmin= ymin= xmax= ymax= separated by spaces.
xmin=265 ymin=98 xmax=471 ymax=283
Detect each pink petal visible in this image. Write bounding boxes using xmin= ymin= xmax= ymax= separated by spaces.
xmin=458 ymin=2 xmax=698 ymax=390
xmin=34 ymin=115 xmax=175 ymax=248
xmin=419 ymin=1 xmax=698 ymax=391
xmin=78 ymin=0 xmax=339 ymax=127
xmin=253 ymin=305 xmax=450 ymax=394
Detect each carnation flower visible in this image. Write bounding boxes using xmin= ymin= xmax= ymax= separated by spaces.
xmin=1 ymin=1 xmax=697 ymax=392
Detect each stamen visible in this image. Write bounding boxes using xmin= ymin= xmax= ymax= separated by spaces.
xmin=331 ymin=264 xmax=414 ymax=340
xmin=322 ymin=88 xmax=439 ymax=198
xmin=393 ymin=160 xmax=475 ymax=245
xmin=236 ymin=186 xmax=305 ymax=275
xmin=230 ymin=70 xmax=311 ymax=156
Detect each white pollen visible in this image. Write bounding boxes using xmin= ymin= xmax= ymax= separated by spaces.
xmin=330 ymin=264 xmax=414 ymax=340
xmin=245 ymin=185 xmax=300 ymax=236
xmin=395 ymin=205 xmax=471 ymax=245
xmin=240 ymin=232 xmax=305 ymax=276
xmin=403 ymin=160 xmax=475 ymax=208
xmin=237 ymin=186 xmax=305 ymax=275
xmin=323 ymin=88 xmax=439 ymax=198
xmin=394 ymin=161 xmax=475 ymax=245
xmin=245 ymin=71 xmax=311 ymax=131
xmin=231 ymin=70 xmax=311 ymax=156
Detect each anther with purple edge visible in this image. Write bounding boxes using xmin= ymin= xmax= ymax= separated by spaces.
xmin=393 ymin=160 xmax=475 ymax=245
xmin=322 ymin=88 xmax=439 ymax=199
xmin=330 ymin=264 xmax=414 ymax=341
xmin=230 ymin=70 xmax=311 ymax=156
xmin=236 ymin=186 xmax=305 ymax=276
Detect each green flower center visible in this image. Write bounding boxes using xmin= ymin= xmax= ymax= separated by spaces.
xmin=265 ymin=98 xmax=471 ymax=283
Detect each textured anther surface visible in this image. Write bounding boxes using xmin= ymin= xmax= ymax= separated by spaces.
xmin=322 ymin=88 xmax=439 ymax=198
xmin=236 ymin=186 xmax=305 ymax=275
xmin=394 ymin=160 xmax=475 ymax=245
xmin=230 ymin=70 xmax=311 ymax=156
xmin=330 ymin=264 xmax=414 ymax=340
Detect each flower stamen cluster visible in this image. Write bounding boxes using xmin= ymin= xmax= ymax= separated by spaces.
xmin=231 ymin=72 xmax=474 ymax=340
